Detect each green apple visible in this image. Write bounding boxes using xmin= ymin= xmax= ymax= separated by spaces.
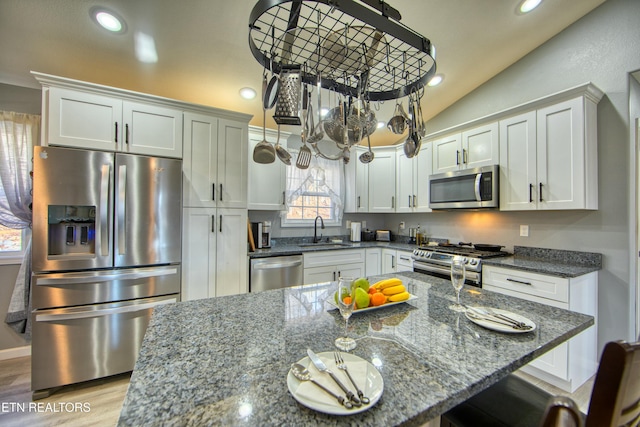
xmin=353 ymin=277 xmax=370 ymax=293
xmin=334 ymin=289 xmax=349 ymax=304
xmin=354 ymin=287 xmax=370 ymax=309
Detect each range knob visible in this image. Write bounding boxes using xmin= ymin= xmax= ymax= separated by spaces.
xmin=468 ymin=259 xmax=479 ymax=266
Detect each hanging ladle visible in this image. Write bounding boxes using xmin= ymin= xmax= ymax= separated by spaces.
xmin=252 ymin=75 xmax=276 ymax=164
xmin=274 ymin=124 xmax=291 ymax=165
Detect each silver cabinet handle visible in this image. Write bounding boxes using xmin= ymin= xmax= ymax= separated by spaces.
xmin=456 ymin=150 xmax=460 ymax=165
xmin=220 ymin=183 xmax=223 ymax=201
xmin=408 ymin=196 xmax=411 ymax=207
xmin=283 ymin=191 xmax=286 ymax=206
xmin=99 ymin=164 xmax=110 ymax=256
xmin=539 ymin=182 xmax=543 ymax=202
xmin=125 ymin=124 xmax=129 ymax=145
xmin=357 ymin=196 xmax=361 ymax=208
xmin=219 ymin=214 xmax=222 ymax=232
xmin=212 ymin=183 xmax=216 ymax=201
xmin=117 ymin=164 xmax=127 ymax=255
xmin=529 ymin=183 xmax=534 ymax=203
xmin=413 ymin=195 xmax=416 ymax=207
xmin=36 ymin=298 xmax=176 ymax=322
xmin=507 ymin=278 xmax=532 ymax=286
xmin=114 ymin=122 xmax=118 ymax=143
xmin=463 ymin=149 xmax=467 ymax=164
xmin=391 ymin=196 xmax=395 ymax=208
xmin=211 ymin=215 xmax=215 ymax=233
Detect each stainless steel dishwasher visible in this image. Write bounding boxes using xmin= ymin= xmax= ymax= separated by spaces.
xmin=250 ymin=255 xmax=304 ymax=292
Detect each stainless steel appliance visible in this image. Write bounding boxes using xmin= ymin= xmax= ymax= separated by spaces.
xmin=429 ymin=165 xmax=499 ymax=209
xmin=251 ymin=221 xmax=272 ymax=249
xmin=31 ymin=146 xmax=182 ymax=396
xmin=250 ymin=255 xmax=303 ymax=292
xmin=412 ymin=243 xmax=509 ymax=286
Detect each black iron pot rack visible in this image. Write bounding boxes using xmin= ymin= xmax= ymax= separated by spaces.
xmin=248 ymin=0 xmax=437 ymax=101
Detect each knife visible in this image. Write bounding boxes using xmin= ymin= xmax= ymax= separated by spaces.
xmin=307 ymin=349 xmax=361 ymax=406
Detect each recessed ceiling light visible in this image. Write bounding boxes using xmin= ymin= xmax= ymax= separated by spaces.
xmin=428 ymin=74 xmax=444 ymax=87
xmin=320 ymin=108 xmax=329 ymax=117
xmin=239 ymin=87 xmax=257 ymax=100
xmin=90 ymin=7 xmax=126 ymax=34
xmin=519 ymin=0 xmax=542 ymax=14
xmin=377 ymin=121 xmax=385 ymax=129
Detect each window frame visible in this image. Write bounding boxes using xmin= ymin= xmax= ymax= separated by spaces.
xmin=0 ymin=227 xmax=30 ymax=265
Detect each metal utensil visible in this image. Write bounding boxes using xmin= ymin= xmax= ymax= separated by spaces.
xmin=466 ymin=306 xmax=528 ymax=329
xmin=290 ymin=363 xmax=354 ymax=409
xmin=387 ymin=101 xmax=408 ymax=134
xmin=359 ymin=130 xmax=374 ymax=163
xmin=274 ymin=124 xmax=291 ymax=165
xmin=253 ymin=76 xmax=276 ymax=164
xmin=307 ymin=349 xmax=361 ymax=406
xmin=466 ymin=310 xmax=532 ymax=331
xmin=296 ymin=88 xmax=312 ymax=169
xmin=334 ymin=352 xmax=370 ymax=404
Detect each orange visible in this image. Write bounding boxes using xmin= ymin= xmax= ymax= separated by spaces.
xmin=371 ymin=292 xmax=386 ymax=306
xmin=343 ymin=296 xmax=352 ymax=305
xmin=368 ymin=286 xmax=378 ymax=295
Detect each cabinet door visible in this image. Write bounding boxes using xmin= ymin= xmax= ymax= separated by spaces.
xmin=216 ymin=209 xmax=248 ymax=296
xmin=395 ymin=148 xmax=415 ymax=213
xmin=499 ymin=111 xmax=537 ymax=211
xmin=414 ymin=143 xmax=432 ymax=212
xmin=537 ymin=97 xmax=585 ymax=210
xmin=217 ymin=119 xmax=248 ymax=209
xmin=462 ymin=122 xmax=499 ymax=169
xmin=122 ymin=101 xmax=183 ymax=158
xmin=183 ymin=112 xmax=218 ymax=208
xmin=355 ymin=152 xmax=369 ymax=212
xmin=248 ymin=130 xmax=286 ymax=210
xmin=368 ymin=149 xmax=396 ymax=212
xmin=182 ymin=208 xmax=216 ymax=301
xmin=381 ymin=249 xmax=396 ymax=274
xmin=365 ymin=248 xmax=381 ymax=276
xmin=396 ymin=251 xmax=413 ymax=272
xmin=47 ymin=87 xmax=122 ymax=151
xmin=432 ymin=133 xmax=461 ymax=174
xmin=304 ymin=265 xmax=336 ymax=284
xmin=337 ymin=263 xmax=364 ymax=280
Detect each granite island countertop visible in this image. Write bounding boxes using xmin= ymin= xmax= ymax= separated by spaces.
xmin=118 ymin=272 xmax=594 ymax=427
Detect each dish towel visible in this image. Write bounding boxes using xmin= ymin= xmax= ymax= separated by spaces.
xmin=294 ymin=355 xmax=368 ymax=408
xmin=5 ymin=240 xmax=32 ymax=341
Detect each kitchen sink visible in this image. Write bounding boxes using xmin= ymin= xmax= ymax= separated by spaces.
xmin=298 ymin=242 xmax=352 ymax=248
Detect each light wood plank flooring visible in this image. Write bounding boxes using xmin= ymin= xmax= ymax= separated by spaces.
xmin=0 ymin=355 xmax=594 ymax=426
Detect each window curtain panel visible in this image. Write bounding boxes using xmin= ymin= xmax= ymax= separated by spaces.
xmin=1 ymin=111 xmax=39 ymax=339
xmin=284 ymin=154 xmax=345 ymax=223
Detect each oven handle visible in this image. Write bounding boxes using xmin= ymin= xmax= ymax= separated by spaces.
xmin=35 ymin=298 xmax=176 ymax=322
xmin=474 ymin=173 xmax=482 ymax=201
xmin=34 ymin=267 xmax=179 ymax=285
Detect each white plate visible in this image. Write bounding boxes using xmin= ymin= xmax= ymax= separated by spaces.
xmin=287 ymin=352 xmax=384 ymax=415
xmin=465 ymin=307 xmax=536 ymax=334
xmin=326 ymin=294 xmax=417 ymax=314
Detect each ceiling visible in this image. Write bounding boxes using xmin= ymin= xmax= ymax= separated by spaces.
xmin=0 ymin=0 xmax=606 ymax=146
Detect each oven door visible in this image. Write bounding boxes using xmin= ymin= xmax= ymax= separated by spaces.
xmin=413 ymin=260 xmax=481 ymax=287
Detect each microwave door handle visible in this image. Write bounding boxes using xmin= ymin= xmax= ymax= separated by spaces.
xmin=474 ymin=173 xmax=482 ymax=201
xmin=99 ymin=164 xmax=110 ymax=256
xmin=117 ymin=165 xmax=127 ymax=255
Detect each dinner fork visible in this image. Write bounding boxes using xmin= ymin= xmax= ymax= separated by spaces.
xmin=334 ymin=352 xmax=370 ymax=404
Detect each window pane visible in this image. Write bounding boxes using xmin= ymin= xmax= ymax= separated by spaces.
xmin=0 ymin=225 xmax=22 ymax=252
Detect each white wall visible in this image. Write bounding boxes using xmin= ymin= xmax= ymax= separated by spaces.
xmin=384 ymin=0 xmax=640 ymax=348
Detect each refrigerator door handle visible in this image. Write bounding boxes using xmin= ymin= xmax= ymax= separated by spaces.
xmin=100 ymin=164 xmax=110 ymax=256
xmin=35 ymin=298 xmax=176 ymax=322
xmin=117 ymin=164 xmax=127 ymax=255
xmin=34 ymin=266 xmax=179 ymax=285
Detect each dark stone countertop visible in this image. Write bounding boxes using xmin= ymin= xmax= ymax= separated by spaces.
xmin=117 ymin=272 xmax=594 ymax=427
xmin=249 ymin=238 xmax=420 ymax=258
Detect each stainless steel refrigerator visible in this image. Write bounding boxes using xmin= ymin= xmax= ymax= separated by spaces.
xmin=31 ymin=146 xmax=182 ymax=396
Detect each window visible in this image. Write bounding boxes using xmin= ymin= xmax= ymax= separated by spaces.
xmin=282 ymin=155 xmax=344 ymax=227
xmin=0 ymin=224 xmax=28 ymax=264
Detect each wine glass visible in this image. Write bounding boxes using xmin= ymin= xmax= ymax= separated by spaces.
xmin=449 ymin=256 xmax=466 ymax=312
xmin=335 ymin=277 xmax=357 ymax=351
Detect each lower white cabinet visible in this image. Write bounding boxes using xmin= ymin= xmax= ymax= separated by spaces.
xmin=365 ymin=248 xmax=382 ymax=276
xmin=182 ymin=207 xmax=248 ymax=300
xmin=303 ymin=250 xmax=365 ymax=284
xmin=382 ymin=249 xmax=413 ymax=274
xmin=482 ymin=265 xmax=598 ymax=392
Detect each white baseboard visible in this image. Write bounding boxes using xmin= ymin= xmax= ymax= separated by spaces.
xmin=0 ymin=345 xmax=31 ymax=360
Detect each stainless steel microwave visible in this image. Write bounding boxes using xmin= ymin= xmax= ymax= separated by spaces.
xmin=429 ymin=165 xmax=499 ymax=209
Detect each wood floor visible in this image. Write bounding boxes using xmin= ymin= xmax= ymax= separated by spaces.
xmin=0 ymin=356 xmax=595 ymax=427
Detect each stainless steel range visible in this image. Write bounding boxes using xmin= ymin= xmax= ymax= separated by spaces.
xmin=412 ymin=243 xmax=510 ymax=286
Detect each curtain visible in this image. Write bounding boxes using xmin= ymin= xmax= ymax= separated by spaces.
xmin=1 ymin=111 xmax=39 ymax=339
xmin=284 ymin=154 xmax=345 ymax=223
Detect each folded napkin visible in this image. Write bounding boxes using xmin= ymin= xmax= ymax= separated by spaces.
xmin=293 ymin=355 xmax=369 ymax=408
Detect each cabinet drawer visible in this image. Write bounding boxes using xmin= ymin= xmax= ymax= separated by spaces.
xmin=303 ymin=249 xmax=365 ymax=268
xmin=483 ymin=266 xmax=568 ymax=303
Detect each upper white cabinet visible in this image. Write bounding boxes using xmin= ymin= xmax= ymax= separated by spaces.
xmin=247 ymin=126 xmax=290 ymax=211
xmin=183 ymin=112 xmax=248 ymax=209
xmin=368 ymin=147 xmax=396 ymax=212
xmin=43 ymin=86 xmax=183 ymax=158
xmin=396 ymin=143 xmax=432 ymax=213
xmin=499 ymin=93 xmax=599 ymax=211
xmin=344 ymin=146 xmax=370 ymax=213
xmin=432 ymin=122 xmax=498 ymax=174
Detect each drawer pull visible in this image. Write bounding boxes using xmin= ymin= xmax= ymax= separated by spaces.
xmin=507 ymin=278 xmax=532 ymax=286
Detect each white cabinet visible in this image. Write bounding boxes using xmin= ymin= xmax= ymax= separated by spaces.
xmin=432 ymin=122 xmax=498 ymax=174
xmin=44 ymin=86 xmax=183 ymax=158
xmin=368 ymin=148 xmax=396 ymax=212
xmin=183 ymin=113 xmax=247 ymax=209
xmin=182 ymin=208 xmax=248 ymax=300
xmin=365 ymin=248 xmax=382 ymax=276
xmin=395 ymin=143 xmax=432 ymax=213
xmin=345 ymin=146 xmax=369 ymax=213
xmin=499 ymin=96 xmax=598 ymax=211
xmin=396 ymin=250 xmax=413 ymax=272
xmin=382 ymin=248 xmax=413 ymax=273
xmin=303 ymin=250 xmax=365 ymax=284
xmin=247 ymin=127 xmax=290 ymax=210
xmin=482 ymin=265 xmax=598 ymax=392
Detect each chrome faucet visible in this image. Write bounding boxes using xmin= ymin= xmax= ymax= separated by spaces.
xmin=313 ymin=216 xmax=325 ymax=243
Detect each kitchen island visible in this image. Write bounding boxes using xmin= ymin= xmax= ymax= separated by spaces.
xmin=117 ymin=272 xmax=594 ymax=426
